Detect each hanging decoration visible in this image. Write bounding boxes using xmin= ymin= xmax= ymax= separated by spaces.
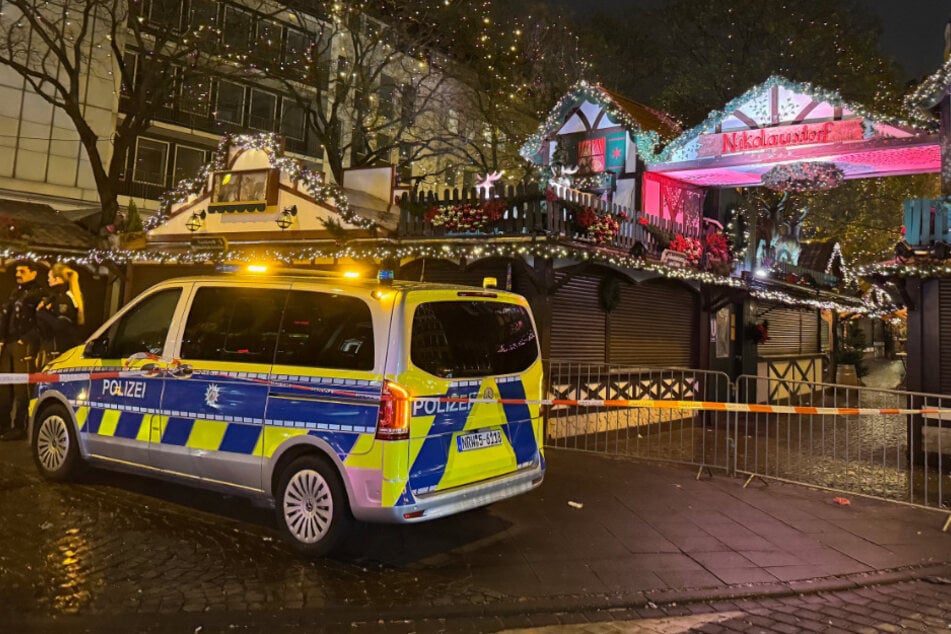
xmin=745 ymin=320 xmax=770 ymax=344
xmin=761 ymin=162 xmax=844 ymax=193
xmin=598 ymin=275 xmax=622 ymax=312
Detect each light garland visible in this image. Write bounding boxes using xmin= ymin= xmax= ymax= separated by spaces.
xmin=143 ymin=133 xmax=372 ymax=232
xmin=655 ymin=75 xmax=936 ymax=165
xmin=905 ymin=55 xmax=951 ymax=111
xmin=519 ymin=80 xmax=679 ymax=163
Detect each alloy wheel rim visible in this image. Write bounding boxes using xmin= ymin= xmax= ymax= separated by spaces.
xmin=37 ymin=415 xmax=69 ymax=472
xmin=283 ymin=469 xmax=333 ymax=544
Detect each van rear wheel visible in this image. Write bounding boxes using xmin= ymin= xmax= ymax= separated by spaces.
xmin=275 ymin=455 xmax=352 ymax=557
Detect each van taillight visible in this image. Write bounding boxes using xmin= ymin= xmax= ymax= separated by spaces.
xmin=376 ymin=380 xmax=410 ymax=440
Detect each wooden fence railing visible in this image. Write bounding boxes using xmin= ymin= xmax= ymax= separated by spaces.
xmin=397 ymin=183 xmax=703 ymax=254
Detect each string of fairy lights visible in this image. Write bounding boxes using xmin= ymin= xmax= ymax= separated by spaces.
xmin=518 ymin=80 xmax=672 ymax=164
xmin=656 ymin=76 xmax=936 ymax=165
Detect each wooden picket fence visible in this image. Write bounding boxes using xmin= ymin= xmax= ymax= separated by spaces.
xmin=397 ymin=183 xmax=702 ymax=254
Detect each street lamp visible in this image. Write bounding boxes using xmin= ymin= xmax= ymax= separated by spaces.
xmin=277 ymin=205 xmax=298 ymax=230
xmin=186 ymin=210 xmax=206 ymax=232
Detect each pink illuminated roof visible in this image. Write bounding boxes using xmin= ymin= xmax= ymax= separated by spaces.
xmin=650 ymin=76 xmax=941 ymax=189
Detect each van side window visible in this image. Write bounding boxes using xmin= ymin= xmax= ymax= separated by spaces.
xmin=181 ymin=287 xmax=287 ymax=363
xmin=275 ymin=291 xmax=374 ymax=371
xmin=99 ymin=288 xmax=183 ymax=359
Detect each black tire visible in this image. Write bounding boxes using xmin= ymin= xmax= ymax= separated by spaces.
xmin=275 ymin=455 xmax=352 ymax=557
xmin=32 ymin=403 xmax=82 ymax=481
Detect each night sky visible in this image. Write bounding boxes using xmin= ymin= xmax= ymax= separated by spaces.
xmin=551 ymin=0 xmax=949 ymax=80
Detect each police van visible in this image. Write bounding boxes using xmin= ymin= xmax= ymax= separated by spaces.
xmin=29 ymin=268 xmax=545 ymax=556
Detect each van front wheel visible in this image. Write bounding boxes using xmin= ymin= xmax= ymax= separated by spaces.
xmin=276 ymin=456 xmax=352 ymax=557
xmin=33 ymin=404 xmax=82 ymax=481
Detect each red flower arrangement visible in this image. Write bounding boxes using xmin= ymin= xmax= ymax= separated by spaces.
xmin=669 ymin=234 xmax=704 ymax=264
xmin=425 ymin=199 xmax=507 ymax=232
xmin=574 ymin=207 xmax=625 ymax=244
xmin=705 ymin=232 xmax=731 ymax=261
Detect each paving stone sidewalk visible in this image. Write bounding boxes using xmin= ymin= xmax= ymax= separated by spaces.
xmin=0 ymin=440 xmax=947 ymax=633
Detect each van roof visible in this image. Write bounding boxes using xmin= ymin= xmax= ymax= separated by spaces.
xmin=151 ymin=274 xmax=524 ymax=297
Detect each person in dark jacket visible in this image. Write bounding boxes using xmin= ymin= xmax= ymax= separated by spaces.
xmin=35 ymin=263 xmax=84 ymax=368
xmin=0 ymin=260 xmax=46 ymax=441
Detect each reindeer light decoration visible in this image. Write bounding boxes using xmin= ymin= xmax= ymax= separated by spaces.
xmin=550 ymin=165 xmax=579 ymax=189
xmin=475 ymin=171 xmax=504 ymax=197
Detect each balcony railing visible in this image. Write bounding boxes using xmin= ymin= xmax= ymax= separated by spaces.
xmin=396 ymin=184 xmax=703 ymax=257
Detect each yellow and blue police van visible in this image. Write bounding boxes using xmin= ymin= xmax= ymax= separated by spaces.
xmin=29 ymin=268 xmax=545 ymax=556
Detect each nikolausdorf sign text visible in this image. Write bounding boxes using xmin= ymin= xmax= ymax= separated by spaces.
xmin=698 ymin=120 xmax=864 ymax=158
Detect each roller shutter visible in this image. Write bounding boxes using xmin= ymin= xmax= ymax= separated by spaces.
xmin=609 ymin=279 xmax=698 ymax=367
xmin=940 ymin=280 xmax=951 ymax=393
xmin=755 ymin=302 xmax=820 ymax=355
xmin=551 ymin=272 xmax=605 ymax=361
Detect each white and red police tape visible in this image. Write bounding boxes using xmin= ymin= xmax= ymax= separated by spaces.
xmin=9 ymin=363 xmax=950 ymax=417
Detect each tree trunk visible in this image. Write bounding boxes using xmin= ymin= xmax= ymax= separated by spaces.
xmin=74 ymin=116 xmax=119 ymax=231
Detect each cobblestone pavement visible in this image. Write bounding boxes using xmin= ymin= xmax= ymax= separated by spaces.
xmin=0 ymin=439 xmax=948 ymax=633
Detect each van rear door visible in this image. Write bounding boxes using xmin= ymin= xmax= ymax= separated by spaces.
xmin=397 ymin=290 xmax=543 ymax=496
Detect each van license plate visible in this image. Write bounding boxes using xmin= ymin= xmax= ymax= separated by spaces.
xmin=456 ymin=429 xmax=503 ymax=452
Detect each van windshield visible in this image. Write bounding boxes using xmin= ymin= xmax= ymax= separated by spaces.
xmin=411 ymin=301 xmax=538 ymax=378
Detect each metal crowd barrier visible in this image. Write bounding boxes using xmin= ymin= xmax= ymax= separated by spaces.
xmin=542 ymin=362 xmax=949 ymax=516
xmin=543 ymin=361 xmax=734 ymax=476
xmin=733 ymin=374 xmax=949 ymax=513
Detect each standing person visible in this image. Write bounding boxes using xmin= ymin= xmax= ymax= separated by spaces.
xmin=0 ymin=260 xmax=46 ymax=441
xmin=36 ymin=263 xmax=84 ymax=367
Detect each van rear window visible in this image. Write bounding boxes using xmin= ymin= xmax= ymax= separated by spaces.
xmin=411 ymin=301 xmax=538 ymax=378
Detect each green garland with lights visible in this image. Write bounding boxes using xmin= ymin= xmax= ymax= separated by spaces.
xmin=519 ymin=80 xmax=678 ymax=163
xmin=143 ymin=132 xmax=372 ymax=232
xmin=906 ymin=56 xmax=951 ymax=110
xmin=655 ymin=75 xmax=935 ymax=165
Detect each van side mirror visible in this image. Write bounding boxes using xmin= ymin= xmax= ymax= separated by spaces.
xmin=83 ymin=336 xmax=109 ymax=359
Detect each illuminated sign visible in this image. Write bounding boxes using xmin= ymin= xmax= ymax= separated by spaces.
xmin=698 ymin=120 xmax=864 ymax=158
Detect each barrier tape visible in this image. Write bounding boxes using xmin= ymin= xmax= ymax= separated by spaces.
xmin=13 ymin=366 xmax=951 ymax=417
xmin=408 ymin=396 xmax=951 ymax=417
xmin=0 ymin=370 xmax=151 ymax=385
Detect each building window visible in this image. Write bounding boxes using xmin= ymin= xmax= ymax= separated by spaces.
xmin=188 ymin=0 xmax=218 ymax=30
xmin=379 ymin=75 xmax=396 ymax=119
xmin=577 ymin=138 xmax=606 ymax=173
xmin=216 ymin=81 xmax=245 ymax=124
xmin=398 ymin=142 xmax=414 ymax=183
xmin=173 ymin=146 xmax=206 ymax=185
xmin=335 ymin=56 xmax=350 ymax=104
xmin=146 ymin=0 xmax=182 ymax=30
xmin=133 ymin=138 xmax=169 ymax=186
xmin=280 ymin=100 xmax=305 ymax=140
xmin=254 ymin=18 xmax=282 ymax=62
xmin=121 ymin=52 xmax=138 ymax=96
xmin=249 ymin=90 xmax=277 ymax=131
xmin=400 ymin=84 xmax=416 ymax=127
xmin=212 ymin=169 xmax=269 ymax=202
xmin=223 ymin=6 xmax=252 ymax=52
xmin=285 ymin=28 xmax=308 ymax=64
xmin=180 ymin=73 xmax=211 ymax=116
